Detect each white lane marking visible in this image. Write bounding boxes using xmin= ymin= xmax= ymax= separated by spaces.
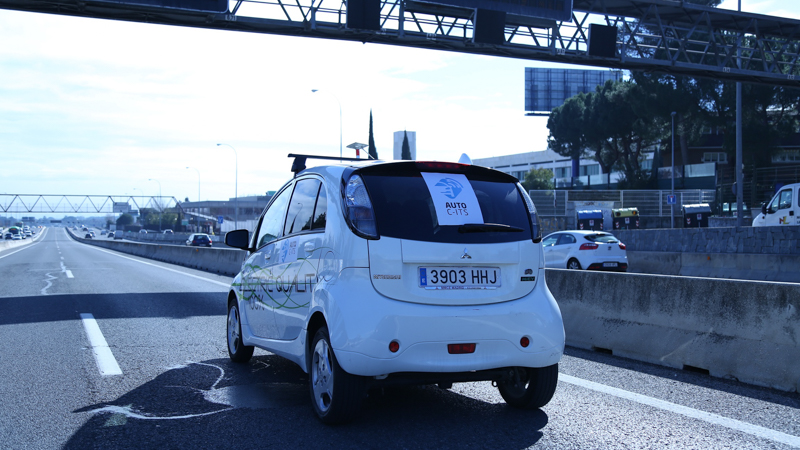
xmin=83 ymin=245 xmax=230 ymax=287
xmin=560 ymin=374 xmax=800 ymax=448
xmin=60 ymin=261 xmax=74 ymax=278
xmin=80 ymin=313 xmax=123 ymax=376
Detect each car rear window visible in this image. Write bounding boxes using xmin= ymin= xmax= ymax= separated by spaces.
xmin=585 ymin=233 xmax=619 ymax=243
xmin=359 ymin=164 xmax=532 ymax=244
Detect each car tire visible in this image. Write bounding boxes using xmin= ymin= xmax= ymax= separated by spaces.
xmin=309 ymin=326 xmax=364 ymax=424
xmin=497 ymin=364 xmax=558 ymax=409
xmin=227 ymin=301 xmax=254 ymax=363
xmin=567 ymin=258 xmax=582 ymax=270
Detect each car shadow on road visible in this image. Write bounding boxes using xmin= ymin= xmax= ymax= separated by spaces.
xmin=0 ymin=292 xmax=226 ymax=326
xmin=67 ymin=354 xmax=547 ymax=449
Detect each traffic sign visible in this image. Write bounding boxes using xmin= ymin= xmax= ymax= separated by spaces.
xmin=667 ymin=194 xmax=677 ymax=205
xmin=218 ymin=215 xmax=224 ymax=224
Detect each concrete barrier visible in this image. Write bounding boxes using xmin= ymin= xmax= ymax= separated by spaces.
xmin=627 ymin=251 xmax=800 ymax=283
xmin=67 ymin=228 xmax=246 ymax=276
xmin=546 ymin=269 xmax=800 ymax=392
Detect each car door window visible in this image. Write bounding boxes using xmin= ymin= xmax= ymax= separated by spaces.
xmin=285 ymin=179 xmax=322 ymax=235
xmin=557 ymin=234 xmax=576 ymax=245
xmin=778 ymin=189 xmax=792 ymax=210
xmin=542 ymin=235 xmax=558 ymax=246
xmin=255 ymin=185 xmax=292 ymax=249
xmin=311 ymin=184 xmax=327 ymax=230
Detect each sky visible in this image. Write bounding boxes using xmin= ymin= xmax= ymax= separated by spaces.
xmin=1 ymin=0 xmax=799 ymax=210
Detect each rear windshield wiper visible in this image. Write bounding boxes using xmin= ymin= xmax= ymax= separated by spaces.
xmin=457 ymin=223 xmax=524 ymax=233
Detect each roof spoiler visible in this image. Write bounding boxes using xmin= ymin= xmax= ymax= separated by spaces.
xmin=288 ymin=153 xmax=374 ymax=177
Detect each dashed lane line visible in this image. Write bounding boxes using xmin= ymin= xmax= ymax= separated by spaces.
xmin=80 ymin=313 xmax=122 ymax=376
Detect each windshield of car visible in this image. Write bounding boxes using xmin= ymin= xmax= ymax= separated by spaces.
xmin=585 ymin=233 xmax=619 ymax=244
xmin=359 ymin=165 xmax=532 ymax=244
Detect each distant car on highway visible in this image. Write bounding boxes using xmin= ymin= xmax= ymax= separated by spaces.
xmin=107 ymin=232 xmax=115 ymax=238
xmin=542 ymin=230 xmax=627 ymax=272
xmin=139 ymin=229 xmax=148 ymax=234
xmin=84 ymin=233 xmax=93 ymax=239
xmin=186 ymin=233 xmax=212 ymax=247
xmin=163 ymin=229 xmax=173 ymax=234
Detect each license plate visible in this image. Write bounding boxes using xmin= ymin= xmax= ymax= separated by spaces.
xmin=603 ymin=262 xmax=618 ymax=268
xmin=419 ymin=267 xmax=500 ymax=289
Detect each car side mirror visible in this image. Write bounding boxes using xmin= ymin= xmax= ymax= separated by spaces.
xmin=225 ymin=229 xmax=251 ymax=250
xmin=761 ymin=203 xmax=767 ymax=215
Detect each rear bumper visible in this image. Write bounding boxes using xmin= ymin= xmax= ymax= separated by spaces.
xmin=325 ymin=267 xmax=565 ymax=377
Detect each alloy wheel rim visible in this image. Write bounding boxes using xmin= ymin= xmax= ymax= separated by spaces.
xmin=227 ymin=307 xmax=240 ymax=354
xmin=311 ymin=338 xmax=334 ymax=412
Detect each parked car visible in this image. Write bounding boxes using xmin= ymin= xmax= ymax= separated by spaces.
xmin=186 ymin=233 xmax=212 ymax=247
xmin=541 ymin=230 xmax=627 ymax=272
xmin=752 ymin=182 xmax=800 ymax=227
xmin=223 ymin=154 xmax=564 ymax=424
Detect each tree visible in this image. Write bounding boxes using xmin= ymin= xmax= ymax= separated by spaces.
xmin=547 ymin=93 xmax=588 ymax=184
xmin=116 ymin=213 xmax=134 ymax=228
xmin=522 ymin=168 xmax=555 ymax=190
xmin=368 ymin=110 xmax=378 ymax=160
xmin=401 ymin=131 xmax=411 ymax=160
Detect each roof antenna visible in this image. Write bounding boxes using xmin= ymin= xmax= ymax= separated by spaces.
xmin=458 ymin=153 xmax=472 ymax=165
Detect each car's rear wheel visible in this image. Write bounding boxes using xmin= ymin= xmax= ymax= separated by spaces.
xmin=497 ymin=364 xmax=558 ymax=409
xmin=567 ymin=258 xmax=582 ymax=270
xmin=310 ymin=326 xmax=364 ymax=424
xmin=227 ymin=301 xmax=254 ymax=363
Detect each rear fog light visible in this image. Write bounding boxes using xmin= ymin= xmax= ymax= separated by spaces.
xmin=447 ymin=343 xmax=476 ymax=354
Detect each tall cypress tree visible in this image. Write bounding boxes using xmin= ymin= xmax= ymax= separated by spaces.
xmin=401 ymin=130 xmax=411 ymax=160
xmin=368 ymin=110 xmax=378 ymax=160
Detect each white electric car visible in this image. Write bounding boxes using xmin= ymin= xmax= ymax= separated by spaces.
xmin=224 ymin=154 xmax=565 ymax=424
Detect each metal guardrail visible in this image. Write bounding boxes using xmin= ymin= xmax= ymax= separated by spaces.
xmin=529 ymin=189 xmax=716 ymax=217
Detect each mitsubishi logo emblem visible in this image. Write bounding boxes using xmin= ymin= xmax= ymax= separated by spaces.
xmin=461 ymin=248 xmax=472 ymax=259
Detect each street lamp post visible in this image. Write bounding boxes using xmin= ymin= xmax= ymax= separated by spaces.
xmin=186 ymin=166 xmax=201 ymax=202
xmin=132 ymin=187 xmax=143 ymax=217
xmin=671 ymin=111 xmax=676 ymax=229
xmin=735 ymin=0 xmax=744 ymax=227
xmin=148 ymin=178 xmax=162 ymax=232
xmin=311 ymin=89 xmax=342 ymax=159
xmin=216 ymin=143 xmax=238 ymax=230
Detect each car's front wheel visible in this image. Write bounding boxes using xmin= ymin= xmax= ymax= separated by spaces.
xmin=497 ymin=364 xmax=558 ymax=409
xmin=227 ymin=301 xmax=254 ymax=363
xmin=567 ymin=258 xmax=582 ymax=270
xmin=309 ymin=326 xmax=364 ymax=424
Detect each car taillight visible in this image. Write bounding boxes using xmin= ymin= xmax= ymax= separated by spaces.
xmin=517 ymin=184 xmax=542 ymax=243
xmin=345 ymin=174 xmax=378 ymax=239
xmin=579 ymin=243 xmax=598 ymax=250
xmin=619 ymin=242 xmax=626 ymax=250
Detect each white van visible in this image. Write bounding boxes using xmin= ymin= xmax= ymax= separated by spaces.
xmin=752 ymin=182 xmax=800 ymax=226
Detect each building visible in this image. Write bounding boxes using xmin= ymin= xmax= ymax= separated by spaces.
xmin=179 ymin=193 xmax=273 ymax=233
xmin=473 ymin=149 xmax=622 ymax=188
xmin=393 ymin=131 xmax=416 ymax=160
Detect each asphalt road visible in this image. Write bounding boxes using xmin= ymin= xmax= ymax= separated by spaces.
xmin=1 ymin=228 xmax=799 ymax=449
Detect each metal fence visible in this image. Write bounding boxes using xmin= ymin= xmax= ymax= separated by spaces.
xmin=529 ymin=189 xmax=716 ymax=217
